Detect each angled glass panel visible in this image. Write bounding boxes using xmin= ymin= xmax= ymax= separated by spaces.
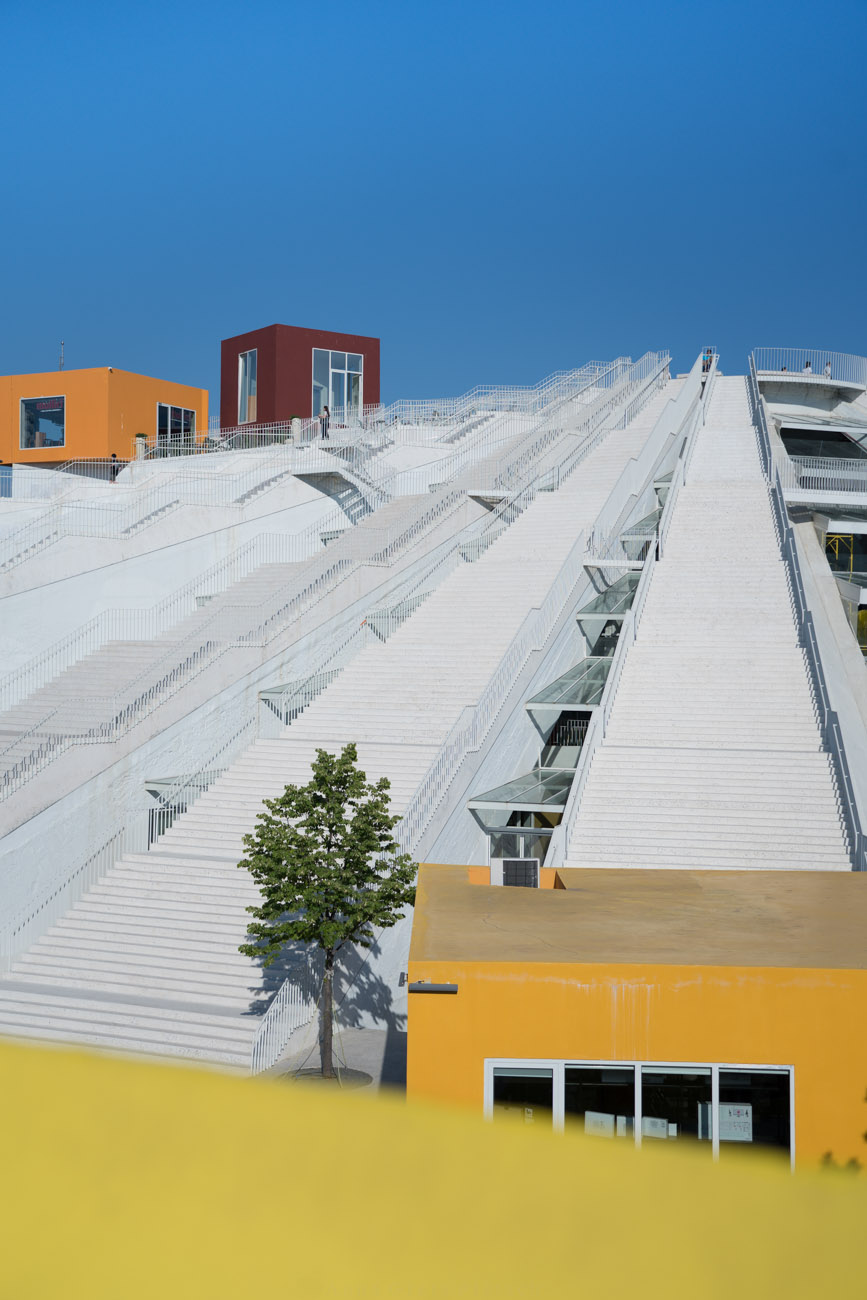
xmin=468 ymin=768 xmax=573 ymax=812
xmin=576 ymin=572 xmax=640 ymax=618
xmin=622 ymin=508 xmax=661 ymax=536
xmin=528 ymin=658 xmax=611 ymax=710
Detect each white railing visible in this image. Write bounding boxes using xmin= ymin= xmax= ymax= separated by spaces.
xmin=0 ymin=405 xmax=553 ymax=704
xmin=753 ymin=347 xmax=867 ymax=387
xmin=0 ymin=363 xmax=628 ymax=576
xmin=586 ymin=353 xmax=711 ymax=567
xmin=777 ymin=455 xmax=867 ymax=498
xmin=395 ymin=530 xmax=591 ymax=855
xmin=748 ymin=353 xmax=865 ymax=872
xmin=0 ymin=507 xmax=374 ymax=714
xmin=545 ymin=352 xmax=717 ymax=870
xmin=250 ymin=964 xmax=320 ymax=1076
xmin=203 ymin=360 xmax=617 ymax=448
xmin=147 ymin=715 xmax=258 ymax=845
xmin=0 ymin=823 xmax=143 ymax=972
xmin=141 ymin=359 xmax=620 ymax=462
xmin=0 ymin=444 xmax=391 ymax=574
xmin=0 ymin=353 xmax=668 ymax=761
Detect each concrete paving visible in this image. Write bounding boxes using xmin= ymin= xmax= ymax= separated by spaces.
xmin=273 ymin=1027 xmax=407 ymax=1093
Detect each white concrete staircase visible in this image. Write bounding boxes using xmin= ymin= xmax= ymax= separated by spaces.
xmin=564 ymin=375 xmax=852 ymax=872
xmin=0 ymin=382 xmax=679 ymax=1066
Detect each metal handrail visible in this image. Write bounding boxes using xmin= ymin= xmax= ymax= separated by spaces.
xmin=546 ymin=351 xmax=716 ymax=869
xmin=0 ymin=368 xmax=622 ymax=704
xmin=0 ymin=356 xmax=669 ymax=803
xmin=752 ymin=347 xmax=867 ymax=387
xmin=779 ymin=455 xmax=867 ymax=498
xmin=0 ymin=823 xmax=138 ymax=972
xmin=158 ymin=352 xmax=671 ymax=824
xmin=748 ymin=352 xmax=866 ymax=871
xmin=0 ymin=362 xmax=631 ymax=575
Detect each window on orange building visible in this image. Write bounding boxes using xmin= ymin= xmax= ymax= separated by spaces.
xmin=492 ymin=1068 xmax=553 ymax=1127
xmin=157 ymin=404 xmax=197 ymax=454
xmin=20 ymin=396 xmax=65 ymax=449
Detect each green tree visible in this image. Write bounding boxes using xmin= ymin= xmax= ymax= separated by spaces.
xmin=238 ymin=743 xmax=416 ymax=1078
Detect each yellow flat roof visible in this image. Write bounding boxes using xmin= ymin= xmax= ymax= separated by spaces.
xmin=410 ymin=865 xmax=867 ymax=970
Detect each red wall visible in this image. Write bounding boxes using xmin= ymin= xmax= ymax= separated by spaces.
xmin=220 ymin=324 xmax=380 ymax=427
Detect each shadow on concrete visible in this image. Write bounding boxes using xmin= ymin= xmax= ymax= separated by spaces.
xmin=333 ymin=936 xmax=405 ymax=1037
xmin=243 ymin=939 xmax=323 ymax=1019
xmin=379 ymin=1027 xmax=407 ymax=1089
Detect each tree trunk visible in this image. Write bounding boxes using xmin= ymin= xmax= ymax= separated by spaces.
xmin=320 ymin=952 xmax=335 ymax=1078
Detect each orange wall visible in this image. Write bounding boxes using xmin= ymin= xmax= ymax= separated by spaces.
xmin=0 ymin=368 xmax=109 ymax=464
xmin=107 ymin=369 xmax=208 ymax=459
xmin=407 ymin=956 xmax=867 ymax=1167
xmin=0 ymin=368 xmax=208 ymax=464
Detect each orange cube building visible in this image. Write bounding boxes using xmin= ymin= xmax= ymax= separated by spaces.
xmin=0 ymin=367 xmax=208 ymax=466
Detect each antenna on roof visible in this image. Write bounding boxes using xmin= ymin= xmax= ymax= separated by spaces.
xmin=59 ymin=340 xmax=64 ymax=371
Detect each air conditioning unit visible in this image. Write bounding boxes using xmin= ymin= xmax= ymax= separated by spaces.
xmin=493 ymin=858 xmax=540 ymax=888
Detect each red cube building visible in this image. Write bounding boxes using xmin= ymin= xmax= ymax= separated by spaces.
xmin=220 ymin=324 xmax=381 ymax=429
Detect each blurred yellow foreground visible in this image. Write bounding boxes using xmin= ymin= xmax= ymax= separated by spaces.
xmin=1 ymin=1040 xmax=864 ymax=1299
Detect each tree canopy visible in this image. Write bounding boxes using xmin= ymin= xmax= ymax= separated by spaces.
xmin=238 ymin=743 xmax=416 ymax=1076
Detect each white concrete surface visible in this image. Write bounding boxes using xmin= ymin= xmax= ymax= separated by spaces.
xmin=564 ymin=376 xmax=852 ymax=872
xmin=0 ymin=380 xmax=676 ymax=1066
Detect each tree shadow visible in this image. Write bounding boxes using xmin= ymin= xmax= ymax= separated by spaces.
xmin=332 ymin=937 xmax=405 ymax=1036
xmin=242 ymin=939 xmax=323 ymax=1018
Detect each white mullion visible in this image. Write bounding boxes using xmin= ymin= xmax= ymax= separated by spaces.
xmin=553 ymin=1062 xmax=565 ymax=1132
xmin=634 ymin=1063 xmax=642 ymax=1149
xmin=711 ymin=1065 xmax=720 ymax=1159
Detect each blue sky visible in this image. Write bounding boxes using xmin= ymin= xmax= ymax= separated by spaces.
xmin=1 ymin=0 xmax=865 ymax=403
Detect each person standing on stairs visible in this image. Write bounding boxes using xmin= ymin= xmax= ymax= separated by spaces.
xmin=320 ymin=405 xmax=330 ymax=440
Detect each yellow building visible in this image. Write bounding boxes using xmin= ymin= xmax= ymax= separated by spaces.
xmin=407 ymin=865 xmax=867 ymax=1168
xmin=0 ymin=367 xmax=208 ymax=466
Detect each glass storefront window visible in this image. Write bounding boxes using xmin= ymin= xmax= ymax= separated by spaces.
xmin=238 ymin=349 xmax=257 ymax=423
xmin=487 ymin=1061 xmax=792 ymax=1160
xmin=718 ymin=1069 xmax=790 ymax=1158
xmin=330 ymin=369 xmax=346 ymax=412
xmin=564 ymin=1066 xmax=634 ymax=1138
xmin=492 ymin=1068 xmax=553 ymax=1126
xmin=20 ymin=395 xmax=65 ymax=449
xmin=312 ymin=349 xmax=330 ymax=416
xmin=641 ymin=1067 xmax=712 ymax=1144
xmin=311 ymin=349 xmax=364 ymax=417
xmin=157 ymin=404 xmax=197 ymax=454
